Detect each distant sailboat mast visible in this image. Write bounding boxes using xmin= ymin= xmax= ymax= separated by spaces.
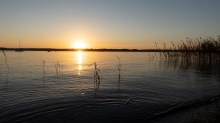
xmin=19 ymin=40 xmax=22 ymax=48
xmin=15 ymin=40 xmax=24 ymax=52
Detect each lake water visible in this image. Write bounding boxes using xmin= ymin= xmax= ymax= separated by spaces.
xmin=1 ymin=51 xmax=220 ymax=123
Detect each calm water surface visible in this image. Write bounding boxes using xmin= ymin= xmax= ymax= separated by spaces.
xmin=0 ymin=51 xmax=220 ymax=123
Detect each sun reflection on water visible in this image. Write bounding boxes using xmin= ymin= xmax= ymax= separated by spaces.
xmin=77 ymin=51 xmax=83 ymax=75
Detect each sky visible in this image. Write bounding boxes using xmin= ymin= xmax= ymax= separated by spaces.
xmin=0 ymin=0 xmax=220 ymax=49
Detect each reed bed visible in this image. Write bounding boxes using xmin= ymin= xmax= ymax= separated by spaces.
xmin=156 ymin=35 xmax=220 ymax=67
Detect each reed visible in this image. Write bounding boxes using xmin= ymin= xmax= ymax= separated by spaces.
xmin=61 ymin=65 xmax=63 ymax=76
xmin=42 ymin=60 xmax=45 ymax=74
xmin=54 ymin=61 xmax=58 ymax=77
xmin=116 ymin=55 xmax=122 ymax=82
xmin=88 ymin=62 xmax=100 ymax=87
xmin=54 ymin=61 xmax=63 ymax=77
xmin=2 ymin=50 xmax=10 ymax=70
xmin=5 ymin=70 xmax=9 ymax=84
xmin=42 ymin=60 xmax=45 ymax=82
xmin=159 ymin=35 xmax=220 ymax=67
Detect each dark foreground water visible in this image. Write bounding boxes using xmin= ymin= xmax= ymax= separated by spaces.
xmin=1 ymin=51 xmax=220 ymax=123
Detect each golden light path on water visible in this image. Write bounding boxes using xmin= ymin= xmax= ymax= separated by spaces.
xmin=77 ymin=51 xmax=83 ymax=75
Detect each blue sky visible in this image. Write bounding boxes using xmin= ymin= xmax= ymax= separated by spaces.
xmin=0 ymin=0 xmax=220 ymax=48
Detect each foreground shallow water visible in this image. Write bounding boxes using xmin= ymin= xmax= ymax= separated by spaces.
xmin=1 ymin=51 xmax=220 ymax=122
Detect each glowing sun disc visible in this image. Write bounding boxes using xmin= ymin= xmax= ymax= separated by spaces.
xmin=73 ymin=41 xmax=86 ymax=49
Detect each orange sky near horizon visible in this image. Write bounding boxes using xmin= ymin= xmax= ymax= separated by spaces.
xmin=1 ymin=1 xmax=220 ymax=49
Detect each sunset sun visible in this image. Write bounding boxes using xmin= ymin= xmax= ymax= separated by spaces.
xmin=73 ymin=41 xmax=87 ymax=49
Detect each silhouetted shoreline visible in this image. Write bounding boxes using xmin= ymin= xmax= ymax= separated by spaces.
xmin=1 ymin=47 xmax=217 ymax=52
xmin=0 ymin=48 xmax=163 ymax=52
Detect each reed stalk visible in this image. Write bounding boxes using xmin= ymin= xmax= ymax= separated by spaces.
xmin=42 ymin=60 xmax=45 ymax=82
xmin=54 ymin=61 xmax=62 ymax=77
xmin=5 ymin=70 xmax=9 ymax=84
xmin=116 ymin=55 xmax=122 ymax=82
xmin=2 ymin=50 xmax=10 ymax=70
xmin=88 ymin=62 xmax=100 ymax=87
xmin=42 ymin=60 xmax=45 ymax=74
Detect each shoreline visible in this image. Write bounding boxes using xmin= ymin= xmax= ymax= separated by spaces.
xmin=149 ymin=94 xmax=220 ymax=123
xmin=0 ymin=47 xmax=215 ymax=52
xmin=0 ymin=48 xmax=160 ymax=52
